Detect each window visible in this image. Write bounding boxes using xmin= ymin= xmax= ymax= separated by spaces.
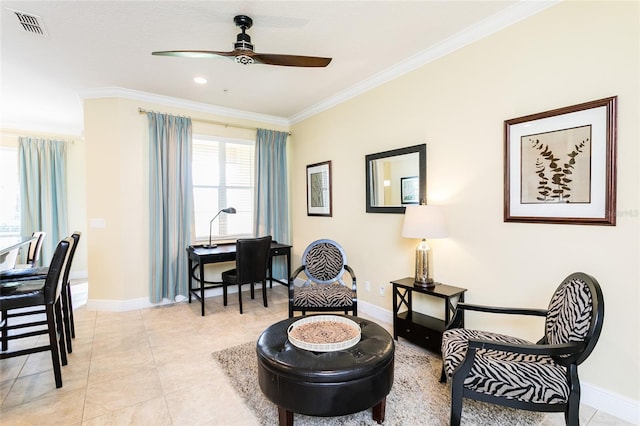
xmin=192 ymin=136 xmax=254 ymax=242
xmin=0 ymin=146 xmax=20 ymax=243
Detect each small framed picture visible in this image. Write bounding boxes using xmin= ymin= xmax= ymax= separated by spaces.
xmin=307 ymin=161 xmax=332 ymax=217
xmin=504 ymin=96 xmax=617 ymax=225
xmin=401 ymin=176 xmax=419 ymax=204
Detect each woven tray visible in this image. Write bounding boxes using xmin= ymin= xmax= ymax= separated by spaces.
xmin=287 ymin=315 xmax=361 ymax=352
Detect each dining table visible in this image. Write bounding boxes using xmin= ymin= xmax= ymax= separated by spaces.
xmin=0 ymin=237 xmax=36 ymax=271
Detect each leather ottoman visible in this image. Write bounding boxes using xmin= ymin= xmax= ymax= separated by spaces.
xmin=257 ymin=315 xmax=394 ymax=426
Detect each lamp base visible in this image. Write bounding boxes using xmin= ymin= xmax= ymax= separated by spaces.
xmin=413 ymin=278 xmax=435 ymax=288
xmin=203 ymin=244 xmax=218 ymax=249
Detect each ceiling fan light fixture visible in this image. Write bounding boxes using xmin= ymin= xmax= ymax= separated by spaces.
xmin=235 ymin=55 xmax=254 ymax=65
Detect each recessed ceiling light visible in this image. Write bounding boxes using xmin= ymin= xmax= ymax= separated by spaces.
xmin=194 ymin=77 xmax=207 ymax=84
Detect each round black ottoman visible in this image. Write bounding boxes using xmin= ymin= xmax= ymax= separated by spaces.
xmin=257 ymin=315 xmax=394 ymax=426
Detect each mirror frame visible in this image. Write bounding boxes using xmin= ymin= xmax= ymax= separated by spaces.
xmin=365 ymin=144 xmax=426 ymax=214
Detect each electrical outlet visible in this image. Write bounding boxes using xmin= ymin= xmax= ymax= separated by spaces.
xmin=365 ymin=281 xmax=371 ymax=292
xmin=379 ymin=285 xmax=385 ymax=296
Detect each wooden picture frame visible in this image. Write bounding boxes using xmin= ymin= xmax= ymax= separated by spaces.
xmin=307 ymin=161 xmax=332 ymax=217
xmin=504 ymin=96 xmax=617 ymax=225
xmin=400 ymin=176 xmax=419 ymax=204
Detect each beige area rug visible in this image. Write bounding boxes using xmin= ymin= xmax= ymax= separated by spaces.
xmin=212 ymin=340 xmax=544 ymax=426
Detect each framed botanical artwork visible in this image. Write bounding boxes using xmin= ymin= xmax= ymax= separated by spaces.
xmin=504 ymin=96 xmax=617 ymax=225
xmin=306 ymin=161 xmax=332 ymax=217
xmin=401 ymin=176 xmax=419 ymax=204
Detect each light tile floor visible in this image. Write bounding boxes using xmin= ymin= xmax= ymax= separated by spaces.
xmin=0 ymin=284 xmax=632 ymax=425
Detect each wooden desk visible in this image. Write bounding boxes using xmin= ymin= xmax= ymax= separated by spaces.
xmin=186 ymin=242 xmax=292 ymax=316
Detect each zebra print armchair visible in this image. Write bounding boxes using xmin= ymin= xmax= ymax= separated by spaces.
xmin=441 ymin=272 xmax=604 ymax=426
xmin=288 ymin=239 xmax=357 ymax=318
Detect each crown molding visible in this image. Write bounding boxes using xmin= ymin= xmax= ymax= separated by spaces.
xmin=289 ymin=0 xmax=560 ymax=124
xmin=79 ymin=87 xmax=290 ymax=127
xmin=0 ymin=121 xmax=83 ymax=137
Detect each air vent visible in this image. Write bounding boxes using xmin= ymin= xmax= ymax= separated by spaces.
xmin=9 ymin=9 xmax=48 ymax=37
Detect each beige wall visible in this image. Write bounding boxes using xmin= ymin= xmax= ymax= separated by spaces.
xmin=0 ymin=129 xmax=88 ymax=276
xmin=83 ymin=97 xmax=290 ymax=302
xmin=290 ymin=1 xmax=639 ymax=402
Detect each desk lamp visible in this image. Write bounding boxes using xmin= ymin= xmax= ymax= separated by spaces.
xmin=205 ymin=207 xmax=236 ymax=248
xmin=401 ymin=204 xmax=447 ymax=287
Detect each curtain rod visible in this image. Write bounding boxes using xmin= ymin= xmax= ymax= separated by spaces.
xmin=137 ymin=108 xmax=291 ymax=136
xmin=0 ymin=131 xmax=76 ymax=143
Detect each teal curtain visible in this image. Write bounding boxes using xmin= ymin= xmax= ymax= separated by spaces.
xmin=18 ymin=137 xmax=68 ymax=265
xmin=254 ymin=129 xmax=290 ymax=279
xmin=147 ymin=112 xmax=193 ymax=303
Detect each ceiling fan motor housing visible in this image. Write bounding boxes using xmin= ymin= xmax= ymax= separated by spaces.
xmin=234 ymin=32 xmax=253 ymax=52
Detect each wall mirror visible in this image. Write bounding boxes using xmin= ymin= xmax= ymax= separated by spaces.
xmin=365 ymin=144 xmax=426 ymax=213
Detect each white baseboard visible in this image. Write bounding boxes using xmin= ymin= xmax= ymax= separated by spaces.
xmin=85 ymin=285 xmax=244 ymax=312
xmin=358 ymin=298 xmax=394 ymax=324
xmin=581 ymin=382 xmax=639 ymax=424
xmin=77 ymin=286 xmax=638 ymax=424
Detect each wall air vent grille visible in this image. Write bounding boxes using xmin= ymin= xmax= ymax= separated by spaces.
xmin=10 ymin=9 xmax=48 ymax=37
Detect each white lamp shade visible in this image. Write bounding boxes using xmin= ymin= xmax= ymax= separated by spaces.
xmin=402 ymin=205 xmax=448 ymax=239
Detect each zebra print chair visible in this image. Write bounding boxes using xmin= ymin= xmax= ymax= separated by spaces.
xmin=288 ymin=239 xmax=357 ymax=318
xmin=441 ymin=272 xmax=604 ymax=426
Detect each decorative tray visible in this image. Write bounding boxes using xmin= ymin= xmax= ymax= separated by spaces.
xmin=287 ymin=315 xmax=361 ymax=352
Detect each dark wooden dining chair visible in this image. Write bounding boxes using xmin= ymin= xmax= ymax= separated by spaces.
xmin=221 ymin=236 xmax=272 ymax=314
xmin=0 ymin=237 xmax=72 ymax=388
xmin=0 ymin=232 xmax=81 ymax=352
xmin=13 ymin=231 xmax=45 ymax=268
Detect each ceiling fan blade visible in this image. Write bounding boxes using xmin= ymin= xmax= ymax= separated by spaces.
xmin=252 ymin=53 xmax=332 ymax=67
xmin=151 ymin=50 xmax=236 ymax=59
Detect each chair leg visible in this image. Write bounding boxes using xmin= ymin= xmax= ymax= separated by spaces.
xmin=1 ymin=309 xmax=7 ymax=351
xmin=45 ymin=304 xmax=63 ymax=388
xmin=450 ymin=371 xmax=464 ymax=426
xmin=66 ymin=281 xmax=75 ymax=338
xmin=440 ymin=365 xmax=447 ymax=383
xmin=262 ymin=279 xmax=268 ymax=307
xmin=223 ymin=283 xmax=228 ymax=306
xmin=250 ymin=283 xmax=255 ymax=300
xmin=566 ymin=364 xmax=581 ymax=426
xmin=54 ymin=300 xmax=67 ymax=366
xmin=61 ymin=281 xmax=73 ymax=353
xmin=238 ymin=283 xmax=243 ymax=314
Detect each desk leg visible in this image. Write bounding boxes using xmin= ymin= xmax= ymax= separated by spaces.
xmin=268 ymin=256 xmax=273 ymax=288
xmin=188 ymin=258 xmax=193 ymax=304
xmin=286 ymin=251 xmax=291 ymax=286
xmin=199 ymin=261 xmax=205 ymax=316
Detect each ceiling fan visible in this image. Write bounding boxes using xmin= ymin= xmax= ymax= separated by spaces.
xmin=152 ymin=15 xmax=332 ymax=68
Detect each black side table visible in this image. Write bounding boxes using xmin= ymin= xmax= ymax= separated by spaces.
xmin=391 ymin=277 xmax=467 ymax=353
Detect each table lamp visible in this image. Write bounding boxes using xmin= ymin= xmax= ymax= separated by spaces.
xmin=401 ymin=204 xmax=447 ymax=287
xmin=205 ymin=207 xmax=236 ymax=248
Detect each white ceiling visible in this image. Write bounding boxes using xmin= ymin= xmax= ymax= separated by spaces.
xmin=0 ymin=1 xmax=556 ymax=134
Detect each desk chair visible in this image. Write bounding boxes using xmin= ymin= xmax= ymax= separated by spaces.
xmin=221 ymin=236 xmax=272 ymax=314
